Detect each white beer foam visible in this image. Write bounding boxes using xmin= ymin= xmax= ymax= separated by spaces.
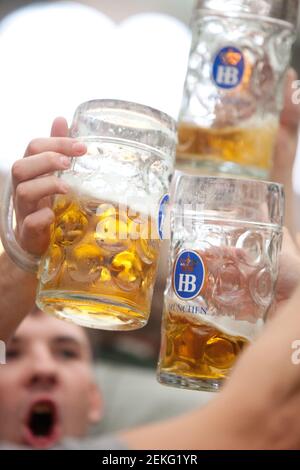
xmin=59 ymin=138 xmax=171 ymax=219
xmin=60 ymin=171 xmax=160 ymax=219
xmin=243 ymin=115 xmax=278 ymax=130
xmin=167 ymin=306 xmax=263 ymax=342
xmin=218 ymin=115 xmax=278 ymax=131
xmin=190 ymin=115 xmax=278 ymax=132
xmin=196 ymin=313 xmax=263 ymax=342
xmin=95 ymin=108 xmax=175 ymax=135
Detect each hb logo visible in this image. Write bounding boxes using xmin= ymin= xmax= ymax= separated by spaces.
xmin=158 ymin=194 xmax=169 ymax=240
xmin=212 ymin=46 xmax=245 ymax=89
xmin=173 ymin=250 xmax=205 ymax=300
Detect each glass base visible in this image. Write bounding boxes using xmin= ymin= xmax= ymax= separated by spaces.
xmin=176 ymin=158 xmax=269 ymax=180
xmin=157 ymin=370 xmax=224 ymax=393
xmin=36 ymin=291 xmax=147 ymax=331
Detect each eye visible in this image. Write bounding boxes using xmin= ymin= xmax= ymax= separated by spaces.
xmin=56 ymin=348 xmax=80 ymax=360
xmin=6 ymin=349 xmax=21 ymax=360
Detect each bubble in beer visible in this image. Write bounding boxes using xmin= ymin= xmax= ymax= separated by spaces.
xmin=54 ymin=207 xmax=88 ymax=246
xmin=82 ymin=200 xmax=104 ymax=215
xmin=112 ymin=251 xmax=142 ymax=291
xmin=100 ymin=267 xmax=111 ymax=282
xmin=95 ymin=215 xmax=129 ymax=252
xmin=68 ymin=244 xmax=103 ymax=282
xmin=127 ymin=216 xmax=143 ymax=241
xmin=40 ymin=244 xmax=64 ymax=284
xmin=176 ymin=324 xmax=203 ymax=363
xmin=204 ymin=336 xmax=237 ymax=369
xmin=96 ymin=203 xmax=117 ymax=219
xmin=136 ymin=238 xmax=158 ymax=265
xmin=53 ymin=196 xmax=72 ymax=216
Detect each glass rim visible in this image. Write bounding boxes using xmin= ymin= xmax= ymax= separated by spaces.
xmin=192 ymin=0 xmax=299 ymax=29
xmin=171 ymin=171 xmax=284 ymax=228
xmin=72 ymin=98 xmax=177 ymax=136
xmin=192 ymin=10 xmax=297 ymax=30
xmin=173 ymin=170 xmax=284 ymax=191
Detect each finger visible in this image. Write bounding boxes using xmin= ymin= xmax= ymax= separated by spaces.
xmin=12 ymin=151 xmax=73 ymax=187
xmin=276 ymin=228 xmax=300 ymax=302
xmin=23 ymin=137 xmax=86 ymax=158
xmin=15 ymin=175 xmax=69 ymax=219
xmin=51 ymin=116 xmax=69 ymax=138
xmin=280 ymin=68 xmax=300 ymax=131
xmin=19 ymin=207 xmax=55 ymax=255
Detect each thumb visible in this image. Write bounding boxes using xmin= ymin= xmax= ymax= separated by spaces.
xmin=50 ymin=116 xmax=69 ymax=137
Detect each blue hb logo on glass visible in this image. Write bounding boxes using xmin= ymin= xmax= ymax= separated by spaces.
xmin=158 ymin=194 xmax=169 ymax=240
xmin=173 ymin=250 xmax=205 ymax=300
xmin=212 ymin=46 xmax=245 ymax=89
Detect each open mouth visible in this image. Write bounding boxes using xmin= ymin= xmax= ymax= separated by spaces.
xmin=23 ymin=400 xmax=61 ymax=449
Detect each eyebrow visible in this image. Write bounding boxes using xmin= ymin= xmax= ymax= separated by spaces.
xmin=52 ymin=336 xmax=83 ymax=347
xmin=8 ymin=336 xmax=83 ymax=347
xmin=52 ymin=336 xmax=90 ymax=358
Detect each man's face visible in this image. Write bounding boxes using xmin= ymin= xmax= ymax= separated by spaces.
xmin=0 ymin=311 xmax=102 ymax=448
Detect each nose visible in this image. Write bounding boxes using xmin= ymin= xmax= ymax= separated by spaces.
xmin=25 ymin=345 xmax=59 ymax=391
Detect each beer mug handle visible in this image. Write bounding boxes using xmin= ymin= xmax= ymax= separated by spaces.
xmin=0 ymin=176 xmax=40 ymax=273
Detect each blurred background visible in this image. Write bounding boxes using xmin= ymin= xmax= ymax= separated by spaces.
xmin=0 ymin=0 xmax=299 ymax=435
xmin=0 ymin=0 xmax=299 ymax=221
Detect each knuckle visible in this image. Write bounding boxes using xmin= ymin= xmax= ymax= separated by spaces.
xmin=23 ymin=215 xmax=37 ymax=233
xmin=11 ymin=160 xmax=24 ymax=182
xmin=43 ymin=206 xmax=54 ymax=218
xmin=15 ymin=183 xmax=29 ymax=201
xmin=44 ymin=208 xmax=55 ymax=225
xmin=26 ymin=138 xmax=42 ymax=156
xmin=48 ymin=152 xmax=60 ymax=166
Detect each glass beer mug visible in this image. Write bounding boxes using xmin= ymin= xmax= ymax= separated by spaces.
xmin=0 ymin=100 xmax=176 ymax=330
xmin=177 ymin=0 xmax=298 ymax=178
xmin=157 ymin=172 xmax=284 ymax=392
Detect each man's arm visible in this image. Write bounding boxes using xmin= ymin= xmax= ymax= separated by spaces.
xmin=271 ymin=68 xmax=300 ymax=238
xmin=120 ymin=284 xmax=300 ymax=450
xmin=0 ymin=117 xmax=86 ymax=341
xmin=0 ymin=252 xmax=37 ymax=342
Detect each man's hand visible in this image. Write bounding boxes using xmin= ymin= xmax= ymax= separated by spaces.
xmin=12 ymin=117 xmax=86 ymax=255
xmin=211 ymin=282 xmax=300 ymax=450
xmin=275 ymin=228 xmax=300 ymax=310
xmin=271 ymin=68 xmax=300 ymax=236
xmin=272 ymin=68 xmax=300 ymax=179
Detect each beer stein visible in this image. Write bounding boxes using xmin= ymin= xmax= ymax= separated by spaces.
xmin=157 ymin=172 xmax=284 ymax=392
xmin=0 ymin=100 xmax=176 ymax=330
xmin=177 ymin=0 xmax=298 ymax=178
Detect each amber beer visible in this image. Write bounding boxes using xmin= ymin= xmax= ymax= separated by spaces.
xmin=156 ymin=173 xmax=283 ymax=392
xmin=176 ymin=120 xmax=278 ymax=175
xmin=36 ymin=193 xmax=160 ymax=330
xmin=158 ymin=306 xmax=248 ymax=388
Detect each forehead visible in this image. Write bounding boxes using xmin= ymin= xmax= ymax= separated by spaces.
xmin=12 ymin=312 xmax=89 ymax=346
